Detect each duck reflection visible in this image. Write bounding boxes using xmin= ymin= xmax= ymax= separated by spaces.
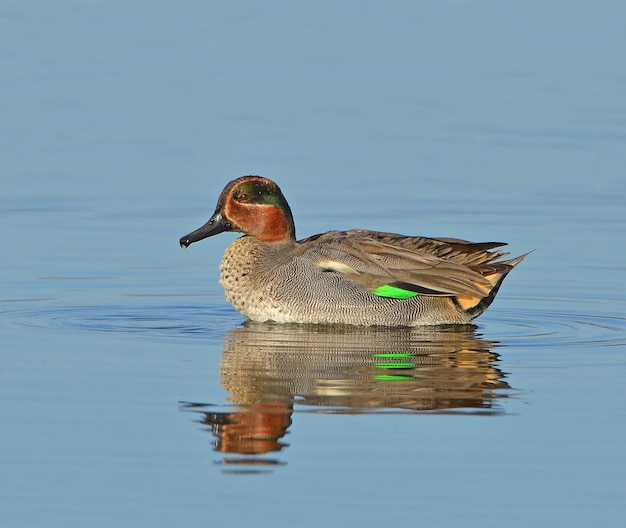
xmin=183 ymin=322 xmax=510 ymax=472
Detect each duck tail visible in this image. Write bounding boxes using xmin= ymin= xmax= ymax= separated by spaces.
xmin=455 ymin=251 xmax=531 ymax=319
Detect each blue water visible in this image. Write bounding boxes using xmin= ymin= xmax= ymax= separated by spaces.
xmin=2 ymin=1 xmax=625 ymax=527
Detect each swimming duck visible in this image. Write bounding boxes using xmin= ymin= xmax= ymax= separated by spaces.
xmin=180 ymin=176 xmax=526 ymax=326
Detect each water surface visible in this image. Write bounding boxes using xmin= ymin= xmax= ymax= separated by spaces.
xmin=2 ymin=1 xmax=625 ymax=527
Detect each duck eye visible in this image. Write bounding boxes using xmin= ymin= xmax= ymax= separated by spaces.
xmin=238 ymin=193 xmax=249 ymax=203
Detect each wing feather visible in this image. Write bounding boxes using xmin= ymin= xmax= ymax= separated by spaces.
xmin=298 ymin=230 xmax=518 ymax=298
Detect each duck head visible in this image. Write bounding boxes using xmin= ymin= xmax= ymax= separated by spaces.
xmin=179 ymin=176 xmax=296 ymax=247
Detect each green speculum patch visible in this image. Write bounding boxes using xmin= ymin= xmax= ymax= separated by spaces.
xmin=371 ymin=284 xmax=418 ymax=299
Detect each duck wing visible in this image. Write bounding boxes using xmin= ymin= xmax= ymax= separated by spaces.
xmin=297 ymin=230 xmax=519 ymax=299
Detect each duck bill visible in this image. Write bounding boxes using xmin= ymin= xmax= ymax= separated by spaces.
xmin=179 ymin=212 xmax=229 ymax=248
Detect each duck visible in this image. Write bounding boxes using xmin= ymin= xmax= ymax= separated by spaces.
xmin=179 ymin=175 xmax=526 ymax=326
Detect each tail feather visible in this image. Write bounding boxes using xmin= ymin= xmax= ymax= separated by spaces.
xmin=455 ymin=252 xmax=530 ymax=317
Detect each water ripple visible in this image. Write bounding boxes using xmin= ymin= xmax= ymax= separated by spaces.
xmin=483 ymin=309 xmax=626 ymax=348
xmin=11 ymin=304 xmax=241 ymax=342
xmin=8 ymin=304 xmax=626 ymax=348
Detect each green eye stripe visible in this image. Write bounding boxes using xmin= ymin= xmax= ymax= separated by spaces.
xmin=237 ymin=181 xmax=282 ymax=206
